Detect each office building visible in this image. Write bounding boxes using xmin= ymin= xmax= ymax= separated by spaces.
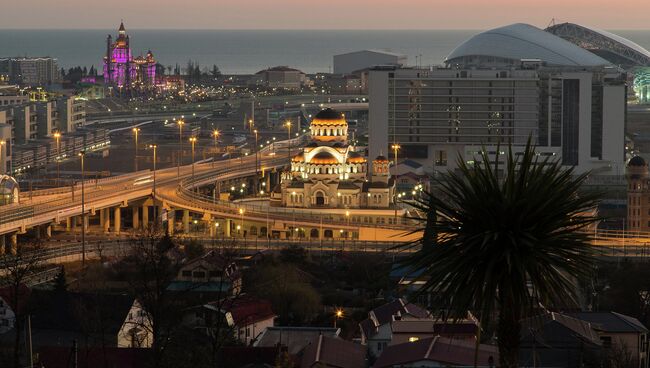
xmin=334 ymin=50 xmax=407 ymax=75
xmin=0 ymin=57 xmax=60 ymax=86
xmin=253 ymin=66 xmax=305 ymax=90
xmin=368 ymin=23 xmax=627 ymax=176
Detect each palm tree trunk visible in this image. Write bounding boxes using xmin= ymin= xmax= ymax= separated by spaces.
xmin=498 ymin=291 xmax=521 ymax=368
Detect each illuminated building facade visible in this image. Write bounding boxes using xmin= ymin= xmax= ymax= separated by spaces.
xmin=103 ymin=22 xmax=157 ymax=91
xmin=272 ymin=107 xmax=394 ymax=209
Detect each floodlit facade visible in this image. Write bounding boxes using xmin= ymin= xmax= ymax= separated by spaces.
xmin=272 ymin=107 xmax=394 ymax=209
xmin=103 ymin=22 xmax=157 ymax=91
xmin=368 ymin=23 xmax=627 ymax=176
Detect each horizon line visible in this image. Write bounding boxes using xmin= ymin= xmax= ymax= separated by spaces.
xmin=1 ymin=27 xmax=649 ymax=31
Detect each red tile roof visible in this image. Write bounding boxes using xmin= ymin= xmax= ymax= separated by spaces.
xmin=218 ymin=296 xmax=275 ymax=326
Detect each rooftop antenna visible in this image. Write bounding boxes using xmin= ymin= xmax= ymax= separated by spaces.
xmin=547 ymin=18 xmax=556 ymax=28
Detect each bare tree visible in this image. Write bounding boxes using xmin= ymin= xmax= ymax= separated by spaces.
xmin=0 ymin=240 xmax=43 ymax=368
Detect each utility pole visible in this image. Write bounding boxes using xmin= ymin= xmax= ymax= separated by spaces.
xmin=79 ymin=150 xmax=86 ymax=268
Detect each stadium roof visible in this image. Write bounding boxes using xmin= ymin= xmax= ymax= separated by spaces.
xmin=446 ymin=23 xmax=611 ymax=67
xmin=546 ymin=22 xmax=650 ymax=68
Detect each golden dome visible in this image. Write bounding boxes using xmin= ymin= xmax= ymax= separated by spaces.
xmin=311 ymin=108 xmax=347 ymax=127
xmin=374 ymin=155 xmax=389 ymax=163
xmin=346 ymin=152 xmax=367 ymax=164
xmin=309 ymin=151 xmax=339 ymax=165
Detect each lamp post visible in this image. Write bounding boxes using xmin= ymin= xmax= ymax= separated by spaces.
xmin=253 ymin=129 xmax=259 ymax=195
xmin=78 ymin=150 xmax=86 ymax=268
xmin=149 ymin=144 xmax=157 ymax=199
xmin=239 ymin=208 xmax=245 ymax=238
xmin=334 ymin=309 xmax=343 ymax=328
xmin=189 ymin=136 xmax=197 ymax=188
xmin=212 ymin=129 xmax=220 ymax=167
xmin=132 ymin=127 xmax=140 ymax=172
xmin=53 ymin=132 xmax=61 ymax=185
xmin=345 ymin=210 xmax=350 ymax=239
xmin=285 ymin=121 xmax=292 ymax=163
xmin=177 ymin=120 xmax=185 ymax=177
xmin=0 ymin=140 xmax=5 ymax=175
xmin=391 ymin=143 xmax=401 ymax=220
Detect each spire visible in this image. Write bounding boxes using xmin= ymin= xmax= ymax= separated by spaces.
xmin=119 ymin=20 xmax=126 ymax=34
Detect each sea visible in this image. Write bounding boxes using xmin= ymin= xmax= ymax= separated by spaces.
xmin=1 ymin=29 xmax=650 ymax=75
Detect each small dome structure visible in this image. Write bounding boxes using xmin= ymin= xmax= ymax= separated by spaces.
xmin=309 ymin=151 xmax=339 ymax=165
xmin=346 ymin=151 xmax=367 ymax=164
xmin=310 ymin=108 xmax=347 ymax=127
xmin=629 ymin=156 xmax=647 ymax=167
xmin=374 ymin=155 xmax=389 ymax=163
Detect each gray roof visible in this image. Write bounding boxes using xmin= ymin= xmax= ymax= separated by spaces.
xmin=568 ymin=312 xmax=648 ymax=333
xmin=446 ymin=23 xmax=611 ymax=67
xmin=255 ymin=326 xmax=340 ymax=355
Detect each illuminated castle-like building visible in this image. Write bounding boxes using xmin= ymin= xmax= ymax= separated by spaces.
xmin=272 ymin=108 xmax=394 ymax=208
xmin=103 ymin=22 xmax=156 ymax=90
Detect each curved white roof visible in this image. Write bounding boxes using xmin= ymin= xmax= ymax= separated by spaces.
xmin=446 ymin=23 xmax=611 ymax=67
xmin=588 ymin=28 xmax=650 ymax=59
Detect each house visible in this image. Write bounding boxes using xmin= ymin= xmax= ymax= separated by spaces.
xmin=117 ymin=299 xmax=153 ymax=348
xmin=183 ymin=295 xmax=275 ymax=346
xmin=301 ymin=335 xmax=367 ymax=368
xmin=359 ymin=299 xmax=431 ymax=357
xmin=568 ymin=311 xmax=649 ymax=368
xmin=168 ymin=250 xmax=242 ymax=298
xmin=373 ymin=336 xmax=498 ymax=368
xmin=255 ymin=326 xmax=340 ymax=355
xmin=0 ymin=284 xmax=30 ymax=334
xmin=520 ymin=312 xmax=604 ymax=367
xmin=390 ymin=318 xmax=479 ymax=346
xmin=26 ymin=290 xmax=135 ymax=349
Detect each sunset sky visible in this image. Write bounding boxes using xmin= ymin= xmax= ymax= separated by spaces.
xmin=3 ymin=0 xmax=649 ymax=29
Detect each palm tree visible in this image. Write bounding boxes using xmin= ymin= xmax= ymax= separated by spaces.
xmin=400 ymin=140 xmax=600 ymax=367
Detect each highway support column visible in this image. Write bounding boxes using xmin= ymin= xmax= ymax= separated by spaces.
xmin=132 ymin=206 xmax=140 ymax=230
xmin=113 ymin=207 xmax=121 ymax=235
xmin=183 ymin=210 xmax=190 ymax=234
xmin=142 ymin=206 xmax=149 ymax=230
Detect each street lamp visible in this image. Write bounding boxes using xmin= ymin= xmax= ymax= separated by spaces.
xmin=334 ymin=309 xmax=343 ymax=328
xmin=345 ymin=210 xmax=350 ymax=238
xmin=239 ymin=208 xmax=245 ymax=238
xmin=285 ymin=121 xmax=292 ymax=162
xmin=132 ymin=127 xmax=140 ymax=171
xmin=53 ymin=132 xmax=61 ymax=185
xmin=177 ymin=120 xmax=185 ymax=177
xmin=149 ymin=144 xmax=157 ymax=200
xmin=391 ymin=143 xmax=401 ymax=219
xmin=78 ymin=150 xmax=86 ymax=268
xmin=212 ymin=129 xmax=220 ymax=167
xmin=189 ymin=136 xmax=197 ymax=187
xmin=253 ymin=129 xmax=259 ymax=195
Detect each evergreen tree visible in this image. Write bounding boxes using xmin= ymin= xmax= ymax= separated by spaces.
xmin=211 ymin=64 xmax=221 ymax=79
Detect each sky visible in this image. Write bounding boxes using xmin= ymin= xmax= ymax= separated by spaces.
xmin=2 ymin=0 xmax=649 ymax=30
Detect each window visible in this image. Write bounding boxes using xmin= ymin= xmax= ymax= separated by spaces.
xmin=182 ymin=270 xmax=191 ymax=277
xmin=408 ymin=337 xmax=419 ymax=342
